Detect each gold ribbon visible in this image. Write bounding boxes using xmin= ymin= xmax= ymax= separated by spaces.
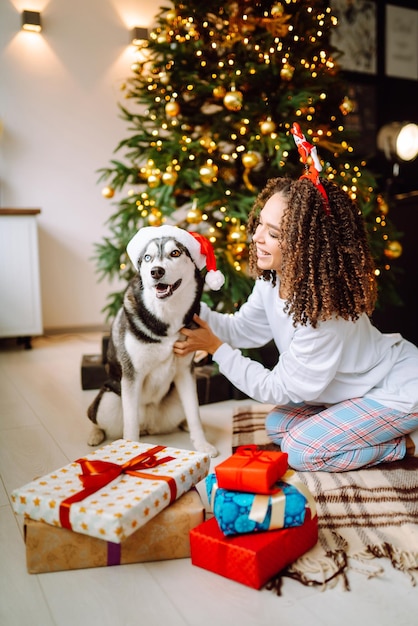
xmin=248 ymin=470 xmax=317 ymax=528
xmin=282 ymin=469 xmax=317 ymax=519
xmin=248 ymin=490 xmax=286 ymax=528
xmin=211 ymin=469 xmax=317 ymax=531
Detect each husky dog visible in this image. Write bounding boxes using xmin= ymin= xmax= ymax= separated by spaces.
xmin=87 ymin=225 xmax=224 ymax=457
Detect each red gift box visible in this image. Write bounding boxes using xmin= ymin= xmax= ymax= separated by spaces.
xmin=215 ymin=445 xmax=288 ymax=494
xmin=189 ymin=512 xmax=318 ymax=589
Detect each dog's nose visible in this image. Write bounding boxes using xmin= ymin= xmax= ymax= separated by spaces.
xmin=151 ymin=266 xmax=165 ymax=280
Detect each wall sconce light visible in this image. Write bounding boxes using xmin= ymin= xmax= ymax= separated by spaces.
xmin=377 ymin=122 xmax=418 ymax=162
xmin=21 ymin=10 xmax=42 ymax=33
xmin=131 ymin=27 xmax=149 ymax=46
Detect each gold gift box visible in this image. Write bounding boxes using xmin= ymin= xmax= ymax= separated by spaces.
xmin=24 ymin=488 xmax=204 ymax=574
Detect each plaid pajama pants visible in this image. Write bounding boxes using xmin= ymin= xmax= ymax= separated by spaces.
xmin=265 ymin=397 xmax=418 ymax=472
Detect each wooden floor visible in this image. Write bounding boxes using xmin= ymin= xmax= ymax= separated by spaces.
xmin=0 ymin=333 xmax=416 ymax=626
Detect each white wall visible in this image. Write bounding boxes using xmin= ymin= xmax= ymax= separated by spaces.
xmin=0 ymin=0 xmax=159 ymax=331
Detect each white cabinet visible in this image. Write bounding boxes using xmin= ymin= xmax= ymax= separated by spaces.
xmin=0 ymin=209 xmax=43 ymax=346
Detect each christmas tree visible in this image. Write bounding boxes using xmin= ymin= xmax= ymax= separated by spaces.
xmin=96 ymin=0 xmax=402 ymax=321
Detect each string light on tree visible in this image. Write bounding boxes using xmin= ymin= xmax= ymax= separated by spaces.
xmin=148 ymin=209 xmax=163 ymax=226
xmin=377 ymin=194 xmax=389 ymax=216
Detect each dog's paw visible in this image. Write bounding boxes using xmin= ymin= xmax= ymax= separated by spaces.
xmin=87 ymin=426 xmax=106 ymax=447
xmin=194 ymin=440 xmax=218 ymax=458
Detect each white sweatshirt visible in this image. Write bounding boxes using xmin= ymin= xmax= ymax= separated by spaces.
xmin=200 ymin=279 xmax=418 ymax=414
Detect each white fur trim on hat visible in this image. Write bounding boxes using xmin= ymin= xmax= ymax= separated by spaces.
xmin=126 ymin=225 xmax=225 ymax=290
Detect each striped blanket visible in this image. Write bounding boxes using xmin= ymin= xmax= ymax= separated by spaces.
xmin=232 ymin=404 xmax=418 ymax=591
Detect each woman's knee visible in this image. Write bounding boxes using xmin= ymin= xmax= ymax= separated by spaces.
xmin=280 ymin=433 xmax=319 ymax=471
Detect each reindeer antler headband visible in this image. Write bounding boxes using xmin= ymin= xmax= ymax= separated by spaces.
xmin=291 ymin=122 xmax=330 ymax=215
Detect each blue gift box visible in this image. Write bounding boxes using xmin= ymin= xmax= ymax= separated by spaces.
xmin=206 ymin=472 xmax=309 ymax=536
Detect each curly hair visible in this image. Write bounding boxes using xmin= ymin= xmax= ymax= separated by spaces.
xmin=247 ymin=177 xmax=377 ymax=328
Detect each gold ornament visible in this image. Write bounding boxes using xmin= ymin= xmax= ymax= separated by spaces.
xmin=131 ymin=62 xmax=142 ymax=74
xmin=162 ymin=170 xmax=178 ymax=186
xmin=186 ymin=205 xmax=203 ymax=224
xmin=242 ymin=152 xmax=260 ymax=192
xmin=101 ymin=186 xmax=115 ymax=199
xmin=242 ymin=151 xmax=260 ymax=170
xmin=159 ymin=71 xmax=170 ymax=85
xmin=223 ymin=89 xmax=243 ymax=112
xmin=384 ymin=241 xmax=402 ymax=260
xmin=280 ymin=62 xmax=294 ymax=81
xmin=260 ymin=117 xmax=276 ymax=135
xmin=165 ymin=9 xmax=177 ymax=23
xmin=229 ymin=242 xmax=248 ymax=261
xmin=147 ymin=173 xmax=161 ymax=188
xmin=148 ymin=210 xmax=163 ymax=226
xmin=200 ymin=134 xmax=216 ymax=152
xmin=199 ymin=162 xmax=219 ymax=184
xmin=227 ymin=223 xmax=247 ymax=244
xmin=165 ymin=101 xmax=180 ymax=117
xmin=271 ymin=3 xmax=284 ymax=17
xmin=213 ymin=86 xmax=226 ymax=99
xmin=157 ymin=32 xmax=168 ymax=44
xmin=339 ymin=96 xmax=356 ymax=116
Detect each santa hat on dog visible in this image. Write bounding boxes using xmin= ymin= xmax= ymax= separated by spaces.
xmin=126 ymin=225 xmax=225 ymax=291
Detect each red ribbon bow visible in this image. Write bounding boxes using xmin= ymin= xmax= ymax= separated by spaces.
xmin=236 ymin=445 xmax=274 ymax=463
xmin=226 ymin=445 xmax=286 ymax=494
xmin=59 ymin=445 xmax=177 ymax=530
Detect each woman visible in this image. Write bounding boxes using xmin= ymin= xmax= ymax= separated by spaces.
xmin=174 ymin=174 xmax=418 ymax=471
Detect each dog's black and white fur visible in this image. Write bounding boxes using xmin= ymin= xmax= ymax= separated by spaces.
xmin=87 ymin=234 xmax=218 ymax=457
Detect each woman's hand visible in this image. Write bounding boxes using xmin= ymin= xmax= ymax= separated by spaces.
xmin=174 ymin=314 xmax=223 ymax=356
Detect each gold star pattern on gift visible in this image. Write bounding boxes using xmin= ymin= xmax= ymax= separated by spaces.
xmin=10 ymin=440 xmax=210 ymax=543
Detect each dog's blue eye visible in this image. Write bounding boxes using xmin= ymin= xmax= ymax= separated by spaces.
xmin=171 ymin=249 xmax=181 ymax=258
xmin=144 ymin=254 xmax=151 ymax=262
